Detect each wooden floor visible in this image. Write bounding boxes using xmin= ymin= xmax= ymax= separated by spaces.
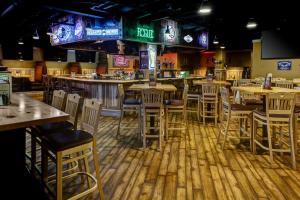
xmin=37 ymin=113 xmax=300 ymax=200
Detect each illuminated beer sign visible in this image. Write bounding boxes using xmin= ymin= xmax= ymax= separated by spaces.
xmin=137 ymin=27 xmax=154 ymax=39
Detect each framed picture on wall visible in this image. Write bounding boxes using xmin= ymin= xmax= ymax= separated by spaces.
xmin=112 ymin=55 xmax=129 ymax=67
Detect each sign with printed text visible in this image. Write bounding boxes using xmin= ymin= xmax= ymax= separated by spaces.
xmin=277 ymin=61 xmax=292 ymax=70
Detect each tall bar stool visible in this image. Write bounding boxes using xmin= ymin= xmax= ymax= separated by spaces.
xmin=253 ymin=93 xmax=296 ymax=169
xmin=141 ymin=88 xmax=164 ymax=150
xmin=186 ymin=79 xmax=201 ymax=121
xmin=165 ymin=84 xmax=188 ymax=139
xmin=41 ymin=98 xmax=104 ymax=200
xmin=116 ymin=84 xmax=142 ymax=138
xmin=29 ymin=93 xmax=81 ymax=174
xmin=217 ymin=87 xmax=255 ymax=149
xmin=200 ymin=83 xmax=218 ymax=125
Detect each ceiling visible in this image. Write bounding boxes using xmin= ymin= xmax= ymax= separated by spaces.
xmin=0 ymin=0 xmax=299 ymax=51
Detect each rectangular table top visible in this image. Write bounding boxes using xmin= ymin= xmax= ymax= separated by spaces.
xmin=231 ymin=86 xmax=300 ymax=95
xmin=0 ymin=93 xmax=69 ymax=132
xmin=128 ymin=83 xmax=177 ymax=92
xmin=193 ymin=80 xmax=231 ymax=86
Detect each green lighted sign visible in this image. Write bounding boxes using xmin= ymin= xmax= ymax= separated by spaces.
xmin=137 ymin=26 xmax=154 ymax=39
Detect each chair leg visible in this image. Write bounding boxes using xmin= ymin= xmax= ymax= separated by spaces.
xmin=267 ymin=124 xmax=274 ymax=164
xmin=165 ymin=109 xmax=169 ymax=140
xmin=30 ymin=134 xmax=37 ymax=175
xmin=222 ymin=115 xmax=230 ymax=150
xmin=83 ymin=156 xmax=92 ymax=188
xmin=56 ymin=152 xmax=63 ymax=200
xmin=117 ymin=108 xmax=124 ymax=138
xmin=289 ymin=121 xmax=297 ymax=169
xmin=214 ymin=102 xmax=218 ymax=126
xmin=92 ymin=139 xmax=105 ymax=200
xmin=143 ymin=115 xmax=146 ymax=149
xmin=252 ymin=118 xmax=257 ymax=154
xmin=197 ymin=98 xmax=200 ymax=121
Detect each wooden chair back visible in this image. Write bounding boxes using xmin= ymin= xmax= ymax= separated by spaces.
xmin=142 ymin=89 xmax=164 ymax=108
xmin=275 ymin=81 xmax=294 ymax=89
xmin=266 ymin=93 xmax=295 ymax=120
xmin=65 ymin=93 xmax=81 ymax=129
xmin=220 ymin=87 xmax=230 ymax=113
xmin=117 ymin=84 xmax=125 ymax=107
xmin=51 ymin=90 xmax=66 ymax=110
xmin=202 ymin=83 xmax=218 ymax=100
xmin=238 ymin=79 xmax=251 ymax=86
xmin=80 ymin=98 xmax=102 ymax=135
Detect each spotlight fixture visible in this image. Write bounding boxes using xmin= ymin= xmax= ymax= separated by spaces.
xmin=18 ymin=38 xmax=24 ymax=45
xmin=213 ymin=36 xmax=219 ymax=44
xmin=220 ymin=45 xmax=226 ymax=49
xmin=246 ymin=18 xmax=257 ymax=29
xmin=165 ymin=25 xmax=170 ymax=34
xmin=198 ymin=0 xmax=212 ymax=15
xmin=33 ymin=29 xmax=39 ymax=40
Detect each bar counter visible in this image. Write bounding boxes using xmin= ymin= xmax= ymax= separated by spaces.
xmin=54 ymin=75 xmax=204 ymax=116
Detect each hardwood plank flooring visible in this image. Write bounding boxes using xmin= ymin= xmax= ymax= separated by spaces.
xmin=35 ymin=114 xmax=300 ymax=200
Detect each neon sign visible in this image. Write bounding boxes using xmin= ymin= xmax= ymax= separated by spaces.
xmin=137 ymin=27 xmax=154 ymax=39
xmin=86 ymin=28 xmax=119 ymax=36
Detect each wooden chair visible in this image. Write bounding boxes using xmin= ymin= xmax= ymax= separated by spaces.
xmin=200 ymin=83 xmax=218 ymax=125
xmin=253 ymin=93 xmax=296 ymax=169
xmin=116 ymin=84 xmax=142 ymax=138
xmin=186 ymin=79 xmax=200 ymax=121
xmin=41 ymin=98 xmax=104 ymax=200
xmin=275 ymin=80 xmax=294 ymax=89
xmin=29 ymin=94 xmax=82 ymax=175
xmin=217 ymin=87 xmax=254 ymax=149
xmin=141 ymin=88 xmax=164 ymax=150
xmin=165 ymin=84 xmax=188 ymax=139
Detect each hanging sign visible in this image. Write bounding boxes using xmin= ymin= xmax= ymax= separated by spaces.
xmin=160 ymin=19 xmax=179 ymax=44
xmin=277 ymin=61 xmax=292 ymax=70
xmin=148 ymin=44 xmax=157 ymax=70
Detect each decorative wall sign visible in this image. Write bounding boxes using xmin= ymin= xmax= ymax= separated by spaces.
xmin=160 ymin=19 xmax=179 ymax=44
xmin=123 ymin=18 xmax=156 ymax=43
xmin=51 ymin=24 xmax=75 ymax=45
xmin=277 ymin=61 xmax=292 ymax=70
xmin=198 ymin=32 xmax=209 ymax=49
xmin=112 ymin=55 xmax=129 ymax=67
xmin=184 ymin=35 xmax=193 ymax=43
xmin=148 ymin=44 xmax=157 ymax=70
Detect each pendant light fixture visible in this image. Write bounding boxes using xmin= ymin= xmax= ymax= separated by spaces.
xmin=165 ymin=24 xmax=170 ymax=34
xmin=46 ymin=26 xmax=52 ymax=36
xmin=33 ymin=29 xmax=39 ymax=40
xmin=18 ymin=38 xmax=24 ymax=45
xmin=198 ymin=0 xmax=212 ymax=15
xmin=213 ymin=35 xmax=219 ymax=44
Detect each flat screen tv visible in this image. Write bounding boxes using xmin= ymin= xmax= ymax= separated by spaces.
xmin=261 ymin=30 xmax=300 ymax=59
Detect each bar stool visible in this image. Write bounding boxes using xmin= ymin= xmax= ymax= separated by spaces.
xmin=141 ymin=88 xmax=164 ymax=150
xmin=41 ymin=98 xmax=104 ymax=200
xmin=200 ymin=83 xmax=218 ymax=125
xmin=217 ymin=87 xmax=255 ymax=149
xmin=116 ymin=84 xmax=142 ymax=138
xmin=186 ymin=80 xmax=201 ymax=121
xmin=253 ymin=93 xmax=296 ymax=169
xmin=29 ymin=93 xmax=81 ymax=174
xmin=165 ymin=84 xmax=188 ymax=140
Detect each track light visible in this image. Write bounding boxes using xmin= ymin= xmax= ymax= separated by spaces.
xmin=46 ymin=26 xmax=52 ymax=36
xmin=220 ymin=45 xmax=225 ymax=49
xmin=198 ymin=0 xmax=212 ymax=15
xmin=165 ymin=25 xmax=170 ymax=34
xmin=18 ymin=38 xmax=24 ymax=45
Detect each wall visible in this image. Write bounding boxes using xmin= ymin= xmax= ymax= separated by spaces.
xmin=226 ymin=50 xmax=251 ymax=68
xmin=252 ymin=40 xmax=300 ymax=79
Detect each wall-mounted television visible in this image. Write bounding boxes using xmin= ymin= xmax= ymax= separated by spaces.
xmin=261 ymin=30 xmax=300 ymax=59
xmin=112 ymin=55 xmax=129 ymax=67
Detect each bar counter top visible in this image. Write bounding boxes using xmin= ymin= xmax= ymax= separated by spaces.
xmin=0 ymin=93 xmax=69 ymax=131
xmin=54 ymin=75 xmax=204 ymax=83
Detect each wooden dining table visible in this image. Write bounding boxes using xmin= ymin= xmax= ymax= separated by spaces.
xmin=193 ymin=80 xmax=232 ymax=86
xmin=0 ymin=93 xmax=69 ymax=198
xmin=231 ymin=86 xmax=300 ymax=152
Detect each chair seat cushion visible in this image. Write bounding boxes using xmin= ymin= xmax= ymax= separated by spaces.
xmin=243 ymin=99 xmax=263 ymax=105
xmin=38 ymin=121 xmax=74 ymax=135
xmin=42 ymin=129 xmax=93 ymax=152
xmin=124 ymin=98 xmax=141 ymax=105
xmin=164 ymin=99 xmax=184 ymax=106
xmin=295 ymin=105 xmax=300 ymax=113
xmin=231 ymin=104 xmax=257 ymax=111
xmin=253 ymin=110 xmax=290 ymax=118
